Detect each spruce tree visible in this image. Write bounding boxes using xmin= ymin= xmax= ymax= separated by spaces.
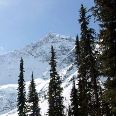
xmin=17 ymin=58 xmax=26 ymax=116
xmin=93 ymin=0 xmax=116 ymax=114
xmin=48 ymin=46 xmax=64 ymax=116
xmin=97 ymin=85 xmax=112 ymax=116
xmin=86 ymin=28 xmax=101 ymax=116
xmin=75 ymin=35 xmax=80 ymax=67
xmin=28 ymin=72 xmax=41 ymax=116
xmin=70 ymin=78 xmax=78 ymax=116
xmin=77 ymin=5 xmax=90 ymax=116
xmin=77 ymin=4 xmax=101 ymax=116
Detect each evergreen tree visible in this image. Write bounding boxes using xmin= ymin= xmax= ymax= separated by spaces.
xmin=93 ymin=0 xmax=116 ymax=114
xmin=75 ymin=35 xmax=80 ymax=67
xmin=48 ymin=46 xmax=64 ymax=116
xmin=97 ymin=85 xmax=112 ymax=116
xmin=28 ymin=72 xmax=41 ymax=116
xmin=86 ymin=29 xmax=101 ymax=116
xmin=17 ymin=58 xmax=26 ymax=116
xmin=70 ymin=78 xmax=78 ymax=116
xmin=77 ymin=5 xmax=90 ymax=116
xmin=77 ymin=5 xmax=101 ymax=116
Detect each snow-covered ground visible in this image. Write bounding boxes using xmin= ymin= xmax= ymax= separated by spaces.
xmin=0 ymin=68 xmax=77 ymax=116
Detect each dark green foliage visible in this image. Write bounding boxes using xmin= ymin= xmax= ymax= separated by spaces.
xmin=77 ymin=4 xmax=101 ymax=116
xmin=77 ymin=5 xmax=90 ymax=116
xmin=17 ymin=58 xmax=26 ymax=116
xmin=28 ymin=72 xmax=41 ymax=116
xmin=93 ymin=0 xmax=116 ymax=114
xmin=98 ymin=86 xmax=112 ymax=116
xmin=93 ymin=0 xmax=116 ymax=79
xmin=101 ymin=100 xmax=112 ymax=116
xmin=48 ymin=46 xmax=64 ymax=116
xmin=70 ymin=78 xmax=78 ymax=116
xmin=75 ymin=35 xmax=80 ymax=67
xmin=86 ymin=29 xmax=101 ymax=116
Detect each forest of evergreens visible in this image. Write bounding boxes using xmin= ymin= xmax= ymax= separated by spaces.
xmin=17 ymin=0 xmax=116 ymax=116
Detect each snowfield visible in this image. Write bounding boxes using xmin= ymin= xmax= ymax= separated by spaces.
xmin=0 ymin=70 xmax=77 ymax=116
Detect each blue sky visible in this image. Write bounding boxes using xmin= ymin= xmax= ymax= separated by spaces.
xmin=0 ymin=0 xmax=95 ymax=53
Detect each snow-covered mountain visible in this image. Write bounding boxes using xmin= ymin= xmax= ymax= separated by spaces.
xmin=0 ymin=33 xmax=77 ymax=115
xmin=0 ymin=33 xmax=75 ymax=84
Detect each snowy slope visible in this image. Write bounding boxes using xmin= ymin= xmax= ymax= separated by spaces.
xmin=0 ymin=63 xmax=77 ymax=116
xmin=0 ymin=33 xmax=77 ymax=115
xmin=0 ymin=68 xmax=77 ymax=116
xmin=0 ymin=33 xmax=75 ymax=84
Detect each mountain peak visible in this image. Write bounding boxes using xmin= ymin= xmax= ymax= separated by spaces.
xmin=43 ymin=32 xmax=75 ymax=42
xmin=0 ymin=33 xmax=75 ymax=84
